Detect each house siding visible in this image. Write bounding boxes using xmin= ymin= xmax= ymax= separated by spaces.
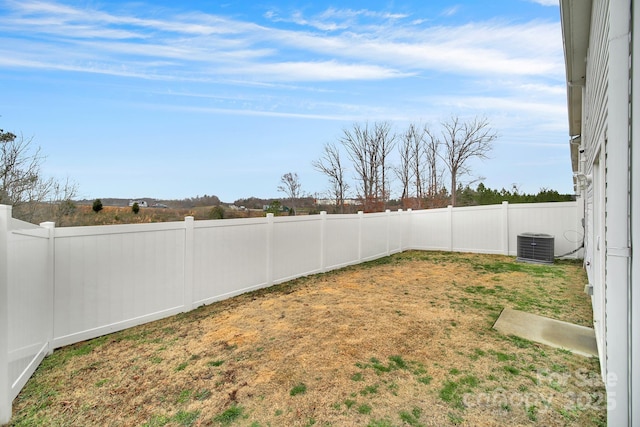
xmin=562 ymin=0 xmax=637 ymax=424
xmin=582 ymin=0 xmax=609 ymax=368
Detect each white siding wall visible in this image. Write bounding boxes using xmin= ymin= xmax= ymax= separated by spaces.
xmin=582 ymin=0 xmax=609 ymax=365
xmin=575 ymin=0 xmax=635 ymax=424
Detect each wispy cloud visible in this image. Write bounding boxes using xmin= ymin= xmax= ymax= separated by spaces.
xmin=527 ymin=0 xmax=559 ymax=6
xmin=0 ymin=1 xmax=564 ymax=84
xmin=264 ymin=7 xmax=409 ymax=31
xmin=441 ymin=5 xmax=461 ymax=17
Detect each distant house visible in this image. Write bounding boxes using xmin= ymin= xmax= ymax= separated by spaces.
xmin=128 ymin=200 xmax=148 ymax=208
xmin=560 ymin=1 xmax=638 ymax=425
xmin=315 ymin=198 xmax=361 ymax=206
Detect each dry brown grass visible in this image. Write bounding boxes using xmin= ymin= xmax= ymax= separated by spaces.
xmin=10 ymin=251 xmax=606 ymax=427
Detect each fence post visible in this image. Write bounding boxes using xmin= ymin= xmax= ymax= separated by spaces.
xmin=266 ymin=213 xmax=274 ymax=286
xmin=397 ymin=209 xmax=403 ymax=251
xmin=386 ymin=209 xmax=391 ymax=256
xmin=357 ymin=211 xmax=364 ymax=262
xmin=447 ymin=205 xmax=454 ymax=252
xmin=183 ymin=216 xmax=194 ymax=312
xmin=501 ymin=201 xmax=510 ymax=255
xmin=405 ymin=209 xmax=412 ymax=251
xmin=320 ymin=211 xmax=327 ymax=272
xmin=40 ymin=221 xmax=55 ymax=355
xmin=0 ymin=205 xmax=12 ymax=424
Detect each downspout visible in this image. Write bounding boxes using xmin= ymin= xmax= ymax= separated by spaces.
xmin=630 ymin=2 xmax=639 ymax=424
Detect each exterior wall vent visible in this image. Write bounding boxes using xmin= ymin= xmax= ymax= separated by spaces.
xmin=517 ymin=233 xmax=555 ymax=264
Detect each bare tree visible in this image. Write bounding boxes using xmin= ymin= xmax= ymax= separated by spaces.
xmin=312 ymin=143 xmax=349 ymax=213
xmin=438 ymin=116 xmax=497 ymax=206
xmin=340 ymin=121 xmax=395 ymax=212
xmin=372 ymin=121 xmax=396 ymax=208
xmin=277 ymin=172 xmax=302 ymax=215
xmin=395 ymin=130 xmax=413 ymax=203
xmin=1 ymin=128 xmax=79 ymax=223
xmin=1 ymin=129 xmax=43 ymax=208
xmin=410 ymin=124 xmax=427 ymax=203
xmin=423 ymin=126 xmax=440 ymax=198
xmin=396 ymin=123 xmax=427 ymax=208
xmin=49 ymin=177 xmax=79 ymax=225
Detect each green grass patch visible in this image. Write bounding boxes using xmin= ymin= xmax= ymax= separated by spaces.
xmin=469 ymin=348 xmax=486 ymax=361
xmin=367 ymin=419 xmax=394 ymax=427
xmin=351 ymin=372 xmax=364 ymax=381
xmin=448 ymin=412 xmax=464 ymax=425
xmin=175 ymin=362 xmax=188 ymax=372
xmin=459 ymin=375 xmax=479 ymax=387
xmin=494 ymin=351 xmax=516 ymax=362
xmin=398 ymin=407 xmax=423 ymax=426
xmin=503 ymin=365 xmax=520 ymax=375
xmin=143 ymin=414 xmax=171 ymax=427
xmin=439 ymin=375 xmax=480 ymax=409
xmin=344 ymin=399 xmax=356 ymax=409
xmin=360 ymin=384 xmax=379 ymax=396
xmin=464 ymin=285 xmax=496 ymax=295
xmin=195 ymin=389 xmax=211 ymax=401
xmin=290 ymin=383 xmax=307 ymax=396
xmin=508 ymin=335 xmax=534 ymax=349
xmin=213 ymin=406 xmax=244 ymax=425
xmin=357 ymin=404 xmax=372 ymax=414
xmin=417 ymin=375 xmax=432 ymax=385
xmin=388 ymin=355 xmax=408 ymax=370
xmin=176 ymin=389 xmax=192 ymax=404
xmin=207 ymin=359 xmax=225 ymax=367
xmin=174 ymin=410 xmax=200 ymax=426
xmin=370 ymin=357 xmax=392 ymax=373
xmin=439 ymin=380 xmax=463 ymax=409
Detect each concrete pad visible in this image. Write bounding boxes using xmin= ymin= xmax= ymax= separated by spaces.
xmin=493 ymin=308 xmax=598 ymax=358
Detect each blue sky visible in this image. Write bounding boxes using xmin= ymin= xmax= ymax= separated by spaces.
xmin=0 ymin=0 xmax=569 ymax=203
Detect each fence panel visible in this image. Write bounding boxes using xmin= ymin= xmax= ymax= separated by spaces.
xmin=451 ymin=205 xmax=504 ymax=254
xmin=7 ymin=226 xmax=51 ymax=402
xmin=192 ymin=218 xmax=269 ymax=306
xmin=324 ymin=214 xmax=360 ymax=269
xmin=409 ymin=207 xmax=451 ymax=250
xmin=52 ymin=223 xmax=186 ymax=348
xmin=272 ymin=216 xmax=323 ymax=283
xmin=360 ymin=212 xmax=389 ymax=260
xmin=388 ymin=211 xmax=404 ymax=254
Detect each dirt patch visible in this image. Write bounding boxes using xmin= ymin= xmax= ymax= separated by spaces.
xmin=10 ymin=251 xmax=605 ymax=426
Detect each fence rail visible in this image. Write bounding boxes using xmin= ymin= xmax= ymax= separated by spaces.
xmin=0 ymin=201 xmax=582 ymax=423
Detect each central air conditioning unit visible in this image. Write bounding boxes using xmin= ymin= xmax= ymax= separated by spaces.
xmin=517 ymin=233 xmax=555 ymax=264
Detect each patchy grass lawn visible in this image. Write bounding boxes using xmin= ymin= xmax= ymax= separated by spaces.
xmin=10 ymin=251 xmax=606 ymax=426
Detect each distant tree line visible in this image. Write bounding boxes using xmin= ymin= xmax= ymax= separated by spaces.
xmin=455 ymin=183 xmax=575 ymax=206
xmin=313 ymin=116 xmax=498 ymax=212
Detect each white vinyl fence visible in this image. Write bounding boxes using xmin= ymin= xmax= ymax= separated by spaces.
xmin=0 ymin=201 xmax=582 ymax=423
